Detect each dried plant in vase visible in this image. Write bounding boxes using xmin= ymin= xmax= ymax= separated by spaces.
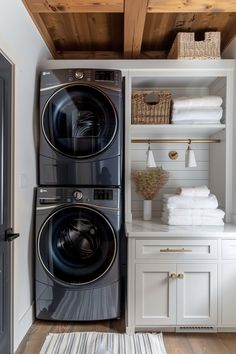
xmin=132 ymin=167 xmax=169 ymax=220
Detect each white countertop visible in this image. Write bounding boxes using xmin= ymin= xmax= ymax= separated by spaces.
xmin=126 ymin=219 xmax=236 ymax=238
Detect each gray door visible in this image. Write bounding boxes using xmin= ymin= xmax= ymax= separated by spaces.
xmin=0 ymin=52 xmax=18 ymax=354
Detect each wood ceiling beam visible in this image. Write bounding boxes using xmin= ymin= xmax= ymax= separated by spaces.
xmin=24 ymin=0 xmax=124 ymax=13
xmin=148 ymin=0 xmax=236 ymax=13
xmin=124 ymin=0 xmax=149 ymax=58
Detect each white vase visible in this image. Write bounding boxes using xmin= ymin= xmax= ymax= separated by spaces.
xmin=143 ymin=200 xmax=152 ymax=221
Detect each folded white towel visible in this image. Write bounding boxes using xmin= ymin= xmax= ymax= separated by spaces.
xmin=172 ymin=120 xmax=222 ymax=125
xmin=176 ymin=185 xmax=210 ymax=197
xmin=163 ymin=193 xmax=218 ymax=209
xmin=173 ymin=96 xmax=223 ymax=109
xmin=161 ymin=215 xmax=224 ymax=226
xmin=162 ymin=208 xmax=225 ymax=218
xmin=171 ymin=107 xmax=223 ymax=122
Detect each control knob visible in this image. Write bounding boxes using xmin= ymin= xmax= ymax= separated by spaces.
xmin=73 ymin=191 xmax=83 ymax=200
xmin=75 ymin=71 xmax=84 ymax=80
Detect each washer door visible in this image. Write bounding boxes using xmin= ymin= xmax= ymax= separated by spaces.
xmin=42 ymin=85 xmax=118 ymax=158
xmin=38 ymin=205 xmax=117 ymax=285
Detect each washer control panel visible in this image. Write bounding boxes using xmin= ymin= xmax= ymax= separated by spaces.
xmin=37 ymin=187 xmax=119 ymax=209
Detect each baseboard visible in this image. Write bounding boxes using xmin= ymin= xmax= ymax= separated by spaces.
xmin=127 ymin=326 xmax=236 ymax=334
xmin=14 ymin=302 xmax=34 ymax=353
xmin=217 ymin=327 xmax=236 ymax=332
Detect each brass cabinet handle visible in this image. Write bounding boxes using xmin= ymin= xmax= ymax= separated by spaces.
xmin=177 ymin=273 xmax=184 ymax=279
xmin=160 ymin=248 xmax=192 ymax=253
xmin=169 ymin=273 xmax=178 ymax=279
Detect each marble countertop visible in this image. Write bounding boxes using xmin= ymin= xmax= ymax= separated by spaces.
xmin=126 ymin=218 xmax=236 ymax=238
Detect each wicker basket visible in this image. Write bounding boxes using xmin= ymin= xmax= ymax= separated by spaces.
xmin=132 ymin=89 xmax=172 ymax=124
xmin=168 ymin=32 xmax=221 ymax=59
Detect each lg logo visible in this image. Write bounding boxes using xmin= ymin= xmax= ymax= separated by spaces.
xmin=40 ymin=189 xmax=47 ymax=193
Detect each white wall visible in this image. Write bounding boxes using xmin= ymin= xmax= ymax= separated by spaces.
xmin=0 ymin=1 xmax=51 ymax=352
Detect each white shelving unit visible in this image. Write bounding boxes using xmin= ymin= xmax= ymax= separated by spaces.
xmin=124 ymin=60 xmax=236 ymax=334
xmin=125 ymin=62 xmax=234 ymax=223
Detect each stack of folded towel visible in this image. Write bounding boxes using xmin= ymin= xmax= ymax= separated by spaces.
xmin=161 ymin=185 xmax=225 ymax=226
xmin=171 ymin=95 xmax=223 ymax=125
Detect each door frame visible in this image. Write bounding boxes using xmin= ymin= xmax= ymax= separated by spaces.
xmin=0 ymin=48 xmax=14 ymax=354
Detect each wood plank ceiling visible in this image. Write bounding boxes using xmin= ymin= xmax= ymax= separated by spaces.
xmin=23 ymin=0 xmax=236 ymax=59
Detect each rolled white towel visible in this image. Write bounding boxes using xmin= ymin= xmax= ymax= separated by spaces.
xmin=171 ymin=107 xmax=223 ymax=122
xmin=173 ymin=95 xmax=223 ymax=109
xmin=176 ymin=185 xmax=210 ymax=197
xmin=162 ymin=208 xmax=225 ymax=218
xmin=161 ymin=214 xmax=224 ymax=226
xmin=163 ymin=193 xmax=218 ymax=209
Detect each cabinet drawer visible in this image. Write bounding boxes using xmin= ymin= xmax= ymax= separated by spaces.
xmin=222 ymin=240 xmax=236 ymax=259
xmin=135 ymin=239 xmax=218 ymax=260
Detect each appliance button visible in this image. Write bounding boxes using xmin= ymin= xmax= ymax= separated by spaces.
xmin=75 ymin=71 xmax=84 ymax=79
xmin=73 ymin=191 xmax=83 ymax=200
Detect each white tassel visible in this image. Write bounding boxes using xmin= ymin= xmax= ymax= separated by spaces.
xmin=185 ymin=145 xmax=197 ymax=168
xmin=146 ymin=145 xmax=156 ymax=168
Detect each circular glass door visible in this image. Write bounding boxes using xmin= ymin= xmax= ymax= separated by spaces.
xmin=42 ymin=85 xmax=118 ymax=158
xmin=38 ymin=206 xmax=117 ymax=285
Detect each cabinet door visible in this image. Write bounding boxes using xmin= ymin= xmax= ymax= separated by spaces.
xmin=221 ymin=263 xmax=236 ymax=326
xmin=177 ymin=264 xmax=217 ymax=325
xmin=135 ymin=263 xmax=176 ymax=326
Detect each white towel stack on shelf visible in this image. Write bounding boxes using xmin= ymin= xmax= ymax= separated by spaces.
xmin=171 ymin=95 xmax=223 ymax=124
xmin=161 ymin=185 xmax=225 ymax=226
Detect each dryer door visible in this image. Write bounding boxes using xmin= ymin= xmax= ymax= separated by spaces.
xmin=42 ymin=85 xmax=118 ymax=158
xmin=38 ymin=205 xmax=117 ymax=285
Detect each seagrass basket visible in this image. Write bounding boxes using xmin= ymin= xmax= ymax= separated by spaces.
xmin=168 ymin=32 xmax=221 ymax=59
xmin=132 ymin=89 xmax=172 ymax=124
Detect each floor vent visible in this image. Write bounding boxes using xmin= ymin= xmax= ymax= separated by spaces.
xmin=176 ymin=326 xmax=217 ymax=333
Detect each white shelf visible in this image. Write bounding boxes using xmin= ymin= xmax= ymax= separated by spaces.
xmin=131 ymin=124 xmax=226 ymax=139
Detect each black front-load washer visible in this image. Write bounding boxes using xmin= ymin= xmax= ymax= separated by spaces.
xmin=39 ymin=69 xmax=123 ymax=186
xmin=35 ymin=186 xmax=121 ymax=321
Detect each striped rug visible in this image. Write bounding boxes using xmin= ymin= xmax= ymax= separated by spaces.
xmin=39 ymin=332 xmax=167 ymax=354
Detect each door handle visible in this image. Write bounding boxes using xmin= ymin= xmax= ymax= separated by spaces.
xmin=5 ymin=228 xmax=20 ymax=241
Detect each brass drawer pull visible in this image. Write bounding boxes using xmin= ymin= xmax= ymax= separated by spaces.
xmin=169 ymin=273 xmax=177 ymax=279
xmin=160 ymin=248 xmax=192 ymax=253
xmin=178 ymin=273 xmax=184 ymax=279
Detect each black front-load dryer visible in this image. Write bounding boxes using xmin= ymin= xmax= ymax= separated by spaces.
xmin=39 ymin=69 xmax=123 ymax=186
xmin=35 ymin=186 xmax=121 ymax=321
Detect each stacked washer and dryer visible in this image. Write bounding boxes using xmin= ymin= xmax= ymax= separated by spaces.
xmin=35 ymin=69 xmax=124 ymax=321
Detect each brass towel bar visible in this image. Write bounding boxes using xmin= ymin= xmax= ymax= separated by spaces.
xmin=131 ymin=138 xmax=221 ymax=144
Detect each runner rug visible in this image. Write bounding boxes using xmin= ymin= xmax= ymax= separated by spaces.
xmin=39 ymin=331 xmax=167 ymax=354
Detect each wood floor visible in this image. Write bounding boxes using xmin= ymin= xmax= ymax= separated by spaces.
xmin=16 ymin=319 xmax=236 ymax=354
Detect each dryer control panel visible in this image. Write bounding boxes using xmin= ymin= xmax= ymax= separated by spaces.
xmin=40 ymin=69 xmax=122 ymax=89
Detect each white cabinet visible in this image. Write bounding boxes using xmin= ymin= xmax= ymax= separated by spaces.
xmin=177 ymin=263 xmax=217 ymax=325
xmin=135 ymin=263 xmax=176 ymax=326
xmin=134 ymin=262 xmax=217 ymax=329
